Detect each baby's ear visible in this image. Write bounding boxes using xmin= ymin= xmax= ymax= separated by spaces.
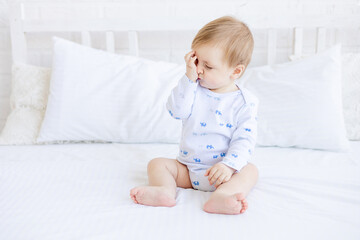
xmin=231 ymin=64 xmax=245 ymax=80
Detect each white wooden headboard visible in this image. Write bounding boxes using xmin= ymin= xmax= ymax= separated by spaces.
xmin=9 ymin=1 xmax=360 ymax=66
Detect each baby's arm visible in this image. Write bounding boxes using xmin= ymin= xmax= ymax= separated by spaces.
xmin=205 ymin=100 xmax=258 ymax=187
xmin=222 ymin=101 xmax=258 ymax=172
xmin=166 ymin=51 xmax=199 ymax=120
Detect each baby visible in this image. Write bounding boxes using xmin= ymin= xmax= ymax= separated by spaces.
xmin=130 ymin=16 xmax=259 ymax=215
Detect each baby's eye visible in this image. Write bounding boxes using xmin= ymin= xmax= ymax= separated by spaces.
xmin=205 ymin=65 xmax=212 ymax=70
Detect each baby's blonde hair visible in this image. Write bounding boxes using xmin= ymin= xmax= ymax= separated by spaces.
xmin=191 ymin=16 xmax=254 ymax=69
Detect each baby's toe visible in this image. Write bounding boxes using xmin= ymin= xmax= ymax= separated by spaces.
xmin=243 ymin=201 xmax=248 ymax=210
xmin=130 ymin=188 xmax=141 ymax=203
xmin=234 ymin=193 xmax=248 ymax=214
xmin=131 ymin=195 xmax=139 ymax=203
xmin=235 ymin=193 xmax=245 ymax=201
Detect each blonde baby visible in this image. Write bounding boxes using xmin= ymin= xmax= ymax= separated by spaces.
xmin=130 ymin=16 xmax=259 ymax=215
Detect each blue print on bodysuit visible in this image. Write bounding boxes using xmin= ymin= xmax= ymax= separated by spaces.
xmin=220 ymin=152 xmax=226 ymax=157
xmin=232 ymin=154 xmax=238 ymax=158
xmin=180 ymin=150 xmax=188 ymax=155
xmin=227 ymin=162 xmax=235 ymax=167
xmin=194 ymin=158 xmax=201 ymax=163
xmin=193 ymin=181 xmax=199 ymax=186
xmin=213 ymin=155 xmax=218 ymax=159
xmin=168 ymin=110 xmax=180 ymax=119
xmin=226 ymin=124 xmax=233 ymax=128
xmin=245 ymin=128 xmax=252 ymax=132
xmin=200 ymin=122 xmax=207 ymax=127
xmin=215 ymin=110 xmax=222 ymax=115
xmin=206 ymin=145 xmax=214 ymax=149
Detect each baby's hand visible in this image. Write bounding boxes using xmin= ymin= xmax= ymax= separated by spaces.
xmin=184 ymin=50 xmax=198 ymax=82
xmin=205 ymin=163 xmax=236 ymax=188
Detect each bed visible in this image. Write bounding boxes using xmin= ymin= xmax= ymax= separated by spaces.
xmin=1 ymin=142 xmax=360 ymax=239
xmin=1 ymin=1 xmax=360 ymax=240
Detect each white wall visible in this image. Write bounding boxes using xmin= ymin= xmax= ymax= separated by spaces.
xmin=0 ymin=0 xmax=360 ymax=129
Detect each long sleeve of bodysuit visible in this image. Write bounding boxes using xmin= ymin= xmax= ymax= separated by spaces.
xmin=166 ymin=74 xmax=199 ymax=120
xmin=221 ymin=100 xmax=258 ymax=171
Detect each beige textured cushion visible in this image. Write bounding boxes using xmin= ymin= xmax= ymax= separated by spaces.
xmin=0 ymin=63 xmax=51 ymax=145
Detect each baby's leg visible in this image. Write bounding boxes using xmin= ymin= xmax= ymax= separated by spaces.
xmin=203 ymin=163 xmax=258 ymax=215
xmin=130 ymin=158 xmax=192 ymax=207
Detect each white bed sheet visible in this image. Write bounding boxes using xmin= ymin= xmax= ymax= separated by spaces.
xmin=1 ymin=142 xmax=360 ymax=240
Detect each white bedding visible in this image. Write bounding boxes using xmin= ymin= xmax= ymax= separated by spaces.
xmin=1 ymin=142 xmax=360 ymax=240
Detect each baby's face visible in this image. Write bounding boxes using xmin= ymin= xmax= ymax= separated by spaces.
xmin=193 ymin=44 xmax=239 ymax=93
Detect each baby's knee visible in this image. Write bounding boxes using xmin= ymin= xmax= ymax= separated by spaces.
xmin=147 ymin=158 xmax=173 ymax=172
xmin=148 ymin=158 xmax=164 ymax=169
xmin=147 ymin=158 xmax=179 ymax=178
xmin=246 ymin=163 xmax=259 ymax=179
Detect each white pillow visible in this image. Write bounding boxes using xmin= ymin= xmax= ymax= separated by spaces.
xmin=240 ymin=44 xmax=349 ymax=151
xmin=342 ymin=52 xmax=360 ymax=140
xmin=0 ymin=63 xmax=51 ymax=145
xmin=37 ymin=37 xmax=183 ymax=143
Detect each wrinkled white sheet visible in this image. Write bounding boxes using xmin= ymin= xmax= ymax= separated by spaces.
xmin=1 ymin=142 xmax=359 ymax=240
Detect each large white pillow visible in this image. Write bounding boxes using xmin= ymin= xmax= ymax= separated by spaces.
xmin=0 ymin=63 xmax=51 ymax=145
xmin=240 ymin=44 xmax=349 ymax=151
xmin=290 ymin=51 xmax=360 ymax=141
xmin=37 ymin=37 xmax=183 ymax=143
xmin=342 ymin=52 xmax=360 ymax=140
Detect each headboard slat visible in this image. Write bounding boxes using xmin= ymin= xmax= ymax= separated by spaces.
xmin=316 ymin=28 xmax=327 ymax=53
xmin=106 ymin=31 xmax=115 ymax=53
xmin=128 ymin=31 xmax=139 ymax=57
xmin=9 ymin=2 xmax=28 ymax=63
xmin=267 ymin=29 xmax=277 ymax=65
xmin=293 ymin=27 xmax=303 ymax=58
xmin=81 ymin=31 xmax=92 ymax=47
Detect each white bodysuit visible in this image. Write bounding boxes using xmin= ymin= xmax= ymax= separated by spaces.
xmin=166 ymin=75 xmax=259 ymax=192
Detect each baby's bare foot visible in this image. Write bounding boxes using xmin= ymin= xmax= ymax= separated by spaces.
xmin=130 ymin=186 xmax=176 ymax=207
xmin=203 ymin=193 xmax=248 ymax=215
